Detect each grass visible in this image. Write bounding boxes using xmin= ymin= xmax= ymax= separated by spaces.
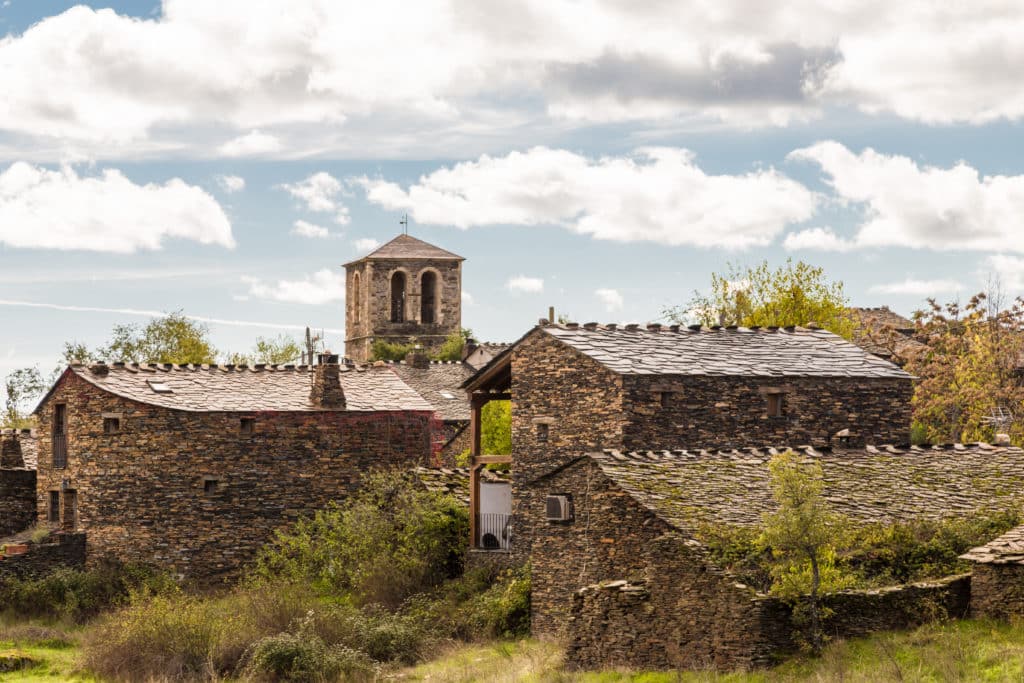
xmin=395 ymin=619 xmax=1024 ymax=683
xmin=0 ymin=622 xmax=96 ymax=682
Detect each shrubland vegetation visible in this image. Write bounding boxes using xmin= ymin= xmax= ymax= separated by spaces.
xmin=370 ymin=328 xmax=473 ymax=362
xmin=0 ymin=470 xmax=530 ymax=681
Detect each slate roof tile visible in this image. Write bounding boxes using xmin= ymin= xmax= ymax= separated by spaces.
xmin=412 ymin=466 xmax=510 ymax=506
xmin=543 ymin=324 xmax=911 ymax=379
xmin=64 ymin=363 xmax=433 ymax=413
xmin=961 ymin=525 xmax=1024 ymax=565
xmin=345 ymin=234 xmax=464 ymax=264
xmin=587 ymin=443 xmax=1024 ymax=533
xmin=384 ymin=362 xmax=474 ymax=421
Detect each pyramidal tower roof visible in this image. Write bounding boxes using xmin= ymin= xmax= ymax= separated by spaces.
xmin=345 ymin=234 xmax=464 ymax=265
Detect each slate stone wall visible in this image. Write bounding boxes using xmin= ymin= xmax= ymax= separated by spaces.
xmin=34 ymin=372 xmax=436 ymax=582
xmin=620 ymin=375 xmax=913 ymax=449
xmin=509 ymin=331 xmax=626 ymax=567
xmin=0 ymin=469 xmax=36 ymax=537
xmin=969 ymin=564 xmax=1024 ymax=620
xmin=345 ymin=258 xmax=462 ymax=362
xmin=0 ymin=533 xmax=85 ymax=581
xmin=439 ymin=422 xmax=471 ymax=465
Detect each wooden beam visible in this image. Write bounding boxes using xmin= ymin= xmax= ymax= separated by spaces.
xmin=473 ymin=455 xmax=512 ymax=464
xmin=469 ymin=464 xmax=480 ymax=549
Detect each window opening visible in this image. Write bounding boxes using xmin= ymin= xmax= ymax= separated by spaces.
xmin=767 ymin=393 xmax=785 ymax=418
xmin=48 ymin=491 xmax=60 ymax=523
xmin=390 ymin=272 xmax=407 ymax=323
xmin=103 ymin=417 xmax=121 ymax=434
xmin=421 ymin=271 xmax=437 ymax=324
xmin=240 ymin=417 xmax=255 ymax=435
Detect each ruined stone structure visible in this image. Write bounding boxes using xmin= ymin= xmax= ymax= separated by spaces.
xmin=463 ymin=322 xmax=914 ymax=571
xmin=546 ymin=443 xmax=1021 ymax=670
xmin=344 ymin=234 xmax=464 ymax=363
xmin=0 ymin=532 xmax=85 ymax=581
xmin=32 ymin=357 xmax=437 ymax=581
xmin=961 ymin=525 xmax=1024 ymax=620
xmin=0 ymin=429 xmax=37 ymax=537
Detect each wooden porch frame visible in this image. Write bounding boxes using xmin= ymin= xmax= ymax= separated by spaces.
xmin=468 ymin=391 xmax=512 ymax=548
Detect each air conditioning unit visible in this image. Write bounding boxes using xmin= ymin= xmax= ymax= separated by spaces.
xmin=545 ymin=494 xmax=573 ymax=522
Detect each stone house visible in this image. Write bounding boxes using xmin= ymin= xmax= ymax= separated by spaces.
xmin=31 ymin=355 xmax=437 ymax=581
xmin=344 ymin=234 xmax=464 ymax=363
xmin=384 ymin=354 xmax=474 ymax=460
xmin=552 ymin=443 xmax=1024 ymax=671
xmin=461 ymin=320 xmax=914 ymax=573
xmin=847 ymin=306 xmax=926 ymax=364
xmin=961 ymin=525 xmax=1024 ymax=620
xmin=0 ymin=429 xmax=37 ymax=537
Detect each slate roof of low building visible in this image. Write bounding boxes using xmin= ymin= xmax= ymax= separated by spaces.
xmin=344 ymin=234 xmax=464 ymax=265
xmin=542 ymin=323 xmax=912 ymax=379
xmin=385 ymin=361 xmax=473 ymax=421
xmin=582 ymin=443 xmax=1024 ymax=532
xmin=412 ymin=466 xmax=510 ymax=506
xmin=44 ymin=363 xmax=434 ymax=413
xmin=847 ymin=307 xmax=927 ymax=361
xmin=961 ymin=526 xmax=1024 ymax=565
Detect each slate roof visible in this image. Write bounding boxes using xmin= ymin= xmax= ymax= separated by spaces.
xmin=385 ymin=361 xmax=473 ymax=421
xmin=848 ymin=307 xmax=927 ymax=361
xmin=412 ymin=466 xmax=510 ymax=506
xmin=961 ymin=526 xmax=1024 ymax=565
xmin=541 ymin=323 xmax=912 ymax=379
xmin=584 ymin=443 xmax=1024 ymax=532
xmin=344 ymin=234 xmax=464 ymax=265
xmin=464 ymin=343 xmax=511 ymax=370
xmin=49 ymin=363 xmax=434 ymax=413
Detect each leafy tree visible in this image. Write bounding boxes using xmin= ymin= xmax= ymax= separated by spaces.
xmin=61 ymin=312 xmax=217 ymax=365
xmin=227 ymin=335 xmax=303 ymax=366
xmin=898 ymin=291 xmax=1024 ymax=445
xmin=480 ymin=400 xmax=511 ymax=456
xmin=666 ymin=259 xmax=853 ymax=338
xmin=759 ymin=451 xmax=851 ymax=651
xmin=252 ymin=470 xmax=468 ymax=608
xmin=2 ymin=367 xmax=47 ymax=428
xmin=432 ymin=328 xmax=474 ymax=362
xmin=371 ymin=339 xmax=417 ymax=362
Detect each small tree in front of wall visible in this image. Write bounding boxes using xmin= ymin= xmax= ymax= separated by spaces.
xmin=759 ymin=450 xmax=852 ymax=651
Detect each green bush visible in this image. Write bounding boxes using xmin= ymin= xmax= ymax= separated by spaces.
xmin=252 ymin=470 xmax=469 ymax=608
xmin=698 ymin=509 xmax=1021 ymax=593
xmin=0 ymin=561 xmax=174 ymax=622
xmin=246 ymin=632 xmax=376 ymax=682
xmin=370 ymin=339 xmax=416 ymax=361
xmin=405 ymin=565 xmax=531 ymax=641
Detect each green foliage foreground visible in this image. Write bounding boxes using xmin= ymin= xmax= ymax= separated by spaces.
xmin=75 ymin=470 xmax=529 ymax=682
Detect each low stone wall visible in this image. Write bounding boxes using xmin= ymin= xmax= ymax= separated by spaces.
xmin=565 ymin=573 xmax=971 ymax=673
xmin=0 ymin=469 xmax=37 ymax=537
xmin=970 ymin=564 xmax=1024 ymax=620
xmin=0 ymin=533 xmax=86 ymax=581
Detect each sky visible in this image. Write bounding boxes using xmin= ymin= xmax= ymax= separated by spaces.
xmin=3 ymin=0 xmax=1024 ymax=405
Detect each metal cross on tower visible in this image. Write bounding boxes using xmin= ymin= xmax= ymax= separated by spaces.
xmin=400 ymin=213 xmax=409 ymax=234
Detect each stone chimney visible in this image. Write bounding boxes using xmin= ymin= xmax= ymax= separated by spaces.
xmin=461 ymin=338 xmax=479 ymax=362
xmin=405 ymin=347 xmax=431 ymax=369
xmin=0 ymin=429 xmax=25 ymax=469
xmin=310 ymin=353 xmax=346 ymax=408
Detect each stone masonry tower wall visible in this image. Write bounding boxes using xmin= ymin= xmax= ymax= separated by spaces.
xmin=344 ymin=235 xmax=464 ymax=363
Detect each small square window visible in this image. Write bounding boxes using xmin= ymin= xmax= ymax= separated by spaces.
xmin=536 ymin=423 xmax=549 ymax=442
xmin=103 ymin=417 xmax=121 ymax=434
xmin=240 ymin=417 xmax=256 ymax=434
xmin=766 ymin=393 xmax=785 ymax=418
xmin=48 ymin=491 xmax=60 ymax=523
xmin=660 ymin=391 xmax=674 ymax=408
xmin=203 ymin=479 xmax=219 ymax=495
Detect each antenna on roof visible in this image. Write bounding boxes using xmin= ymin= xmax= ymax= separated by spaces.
xmin=399 ymin=213 xmax=409 ymax=235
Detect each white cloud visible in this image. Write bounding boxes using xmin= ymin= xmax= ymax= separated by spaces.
xmin=595 ymin=288 xmax=624 ymax=312
xmin=869 ymin=279 xmax=964 ymax=296
xmin=357 ymin=147 xmax=816 ymax=249
xmin=242 ymin=269 xmax=345 ymax=305
xmin=278 ymin=172 xmax=348 ymax=216
xmin=353 ymin=238 xmax=381 ymax=253
xmin=790 ymin=141 xmax=1024 ymax=254
xmin=2 ymin=2 xmax=1022 ymax=158
xmin=0 ymin=161 xmax=233 ymax=253
xmin=782 ymin=226 xmax=856 ymax=252
xmin=216 ymin=174 xmax=245 ymax=193
xmin=461 ymin=290 xmax=475 ymax=306
xmin=291 ymin=220 xmax=329 ymax=239
xmin=987 ymin=255 xmax=1024 ymax=292
xmin=217 ymin=130 xmax=282 ymax=157
xmin=506 ymin=276 xmax=544 ymax=294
